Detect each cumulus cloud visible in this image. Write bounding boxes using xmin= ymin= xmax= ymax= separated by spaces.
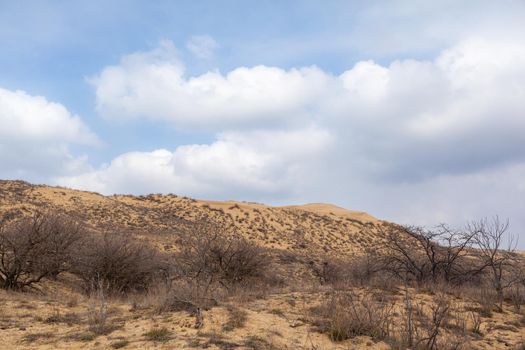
xmin=56 ymin=127 xmax=332 ymax=197
xmin=90 ymin=38 xmax=525 ymax=180
xmin=90 ymin=42 xmax=331 ymax=129
xmin=63 ymin=36 xmax=525 ymax=238
xmin=186 ymin=35 xmax=219 ymax=59
xmin=0 ymin=87 xmax=97 ymax=180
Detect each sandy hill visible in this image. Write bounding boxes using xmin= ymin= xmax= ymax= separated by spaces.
xmin=0 ymin=180 xmax=389 ymax=257
xmin=1 ymin=180 xmax=524 ymax=350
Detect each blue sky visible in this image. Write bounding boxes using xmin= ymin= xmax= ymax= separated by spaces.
xmin=1 ymin=1 xmax=379 ymax=163
xmin=1 ymin=0 xmax=525 ymax=242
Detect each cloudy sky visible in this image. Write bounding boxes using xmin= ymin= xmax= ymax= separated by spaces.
xmin=1 ymin=0 xmax=524 ymax=241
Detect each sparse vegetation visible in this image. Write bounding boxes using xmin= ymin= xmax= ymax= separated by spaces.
xmin=22 ymin=332 xmax=55 ymax=343
xmin=310 ymin=289 xmax=395 ymax=342
xmin=64 ymin=331 xmax=96 ymax=342
xmin=0 ymin=181 xmax=524 ymax=349
xmin=110 ymin=339 xmax=130 ymax=348
xmin=143 ymin=327 xmax=172 ymax=342
xmin=222 ymin=304 xmax=248 ymax=331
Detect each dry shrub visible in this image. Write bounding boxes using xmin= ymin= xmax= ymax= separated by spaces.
xmin=346 ymin=251 xmax=381 ymax=285
xmin=172 ymin=220 xmax=270 ymax=295
xmin=309 ymin=258 xmax=347 ymax=286
xmin=506 ymin=284 xmax=525 ymax=313
xmin=72 ymin=231 xmax=162 ymax=294
xmin=22 ymin=332 xmax=55 ymax=343
xmin=310 ymin=252 xmax=398 ymax=292
xmin=222 ymin=304 xmax=248 ymax=332
xmin=311 ymin=289 xmax=395 ymax=342
xmin=143 ymin=327 xmax=172 ymax=342
xmin=464 ymin=284 xmax=497 ymax=318
xmin=86 ymin=280 xmax=121 ymax=335
xmin=415 ymin=295 xmax=453 ymax=349
xmin=243 ymin=335 xmax=280 ymax=350
xmin=87 ymin=284 xmax=108 ymax=335
xmin=110 ymin=340 xmax=129 ymax=349
xmin=394 ymin=291 xmax=468 ymax=350
xmin=0 ymin=212 xmax=84 ymax=289
xmin=347 ymin=253 xmax=400 ymax=292
xmin=44 ymin=311 xmax=81 ymax=325
xmin=141 ymin=279 xmax=215 ymax=314
xmin=469 ymin=311 xmax=482 ymax=335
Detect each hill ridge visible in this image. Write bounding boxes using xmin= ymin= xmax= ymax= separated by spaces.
xmin=0 ymin=179 xmax=389 ymax=256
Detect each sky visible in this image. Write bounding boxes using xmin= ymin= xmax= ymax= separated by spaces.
xmin=1 ymin=0 xmax=525 ymax=243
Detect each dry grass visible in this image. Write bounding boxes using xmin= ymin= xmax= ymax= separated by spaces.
xmin=143 ymin=327 xmax=172 ymax=342
xmin=309 ymin=289 xmax=395 ymax=342
xmin=222 ymin=304 xmax=248 ymax=332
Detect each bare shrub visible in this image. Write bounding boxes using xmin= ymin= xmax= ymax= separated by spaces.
xmin=87 ymin=281 xmax=109 ymax=335
xmin=143 ymin=327 xmax=172 ymax=342
xmin=395 ymin=290 xmax=467 ymax=350
xmin=507 ymin=284 xmax=525 ymax=313
xmin=346 ymin=250 xmax=399 ymax=290
xmin=382 ymin=224 xmax=477 ymax=286
xmin=38 ymin=213 xmax=85 ymax=279
xmin=469 ymin=217 xmax=521 ymax=311
xmin=469 ymin=311 xmax=482 ymax=335
xmin=110 ymin=340 xmax=129 ymax=349
xmin=22 ymin=332 xmax=55 ymax=343
xmin=172 ymin=220 xmax=269 ymax=293
xmin=347 ymin=250 xmax=379 ymax=284
xmin=0 ymin=212 xmax=84 ymax=289
xmin=142 ymin=279 xmax=214 ymax=314
xmin=309 ymin=258 xmax=347 ymax=286
xmin=222 ymin=304 xmax=248 ymax=332
xmin=473 ymin=286 xmax=497 ymax=318
xmin=417 ymin=295 xmax=452 ymax=350
xmin=72 ymin=231 xmax=161 ymax=294
xmin=310 ymin=289 xmax=395 ymax=342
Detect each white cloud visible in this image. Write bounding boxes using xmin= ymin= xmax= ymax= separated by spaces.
xmin=348 ymin=0 xmax=525 ymax=56
xmin=71 ymin=36 xmax=525 ymax=238
xmin=91 ymin=38 xmax=525 ymax=178
xmin=186 ymin=35 xmax=219 ymax=59
xmin=0 ymin=88 xmax=97 ymax=144
xmin=91 ymin=42 xmax=331 ymax=129
xmin=56 ymin=127 xmax=333 ymax=197
xmin=0 ymin=87 xmax=97 ymax=180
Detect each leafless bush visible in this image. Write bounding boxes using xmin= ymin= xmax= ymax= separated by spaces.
xmin=172 ymin=220 xmax=269 ymax=293
xmin=0 ymin=212 xmax=84 ymax=289
xmin=346 ymin=250 xmax=395 ymax=289
xmin=309 ymin=258 xmax=347 ymax=286
xmin=222 ymin=304 xmax=248 ymax=332
xmin=143 ymin=279 xmax=216 ymax=314
xmin=468 ymin=217 xmax=521 ymax=311
xmin=469 ymin=311 xmax=482 ymax=335
xmin=310 ymin=289 xmax=395 ymax=342
xmin=71 ymin=231 xmax=162 ymax=294
xmin=470 ymin=285 xmax=497 ymax=318
xmin=395 ymin=289 xmax=467 ymax=350
xmin=87 ymin=280 xmax=109 ymax=335
xmin=382 ymin=224 xmax=477 ymax=286
xmin=417 ymin=295 xmax=452 ymax=349
xmin=507 ymin=284 xmax=525 ymax=313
